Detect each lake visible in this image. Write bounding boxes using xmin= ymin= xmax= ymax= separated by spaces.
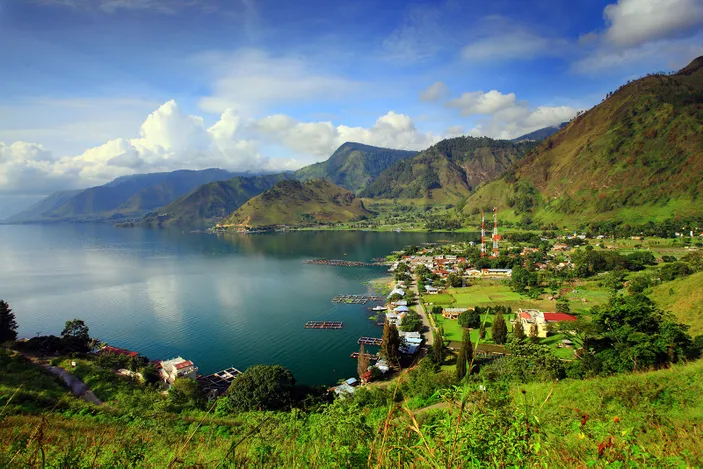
xmin=0 ymin=224 xmax=475 ymax=385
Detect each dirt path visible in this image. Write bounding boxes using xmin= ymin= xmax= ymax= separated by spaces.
xmin=410 ymin=281 xmax=434 ymax=346
xmin=45 ymin=365 xmax=103 ymax=405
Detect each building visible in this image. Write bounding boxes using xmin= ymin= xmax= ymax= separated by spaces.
xmin=552 ymin=243 xmax=569 ymax=251
xmin=99 ymin=345 xmax=139 ymax=358
xmin=518 ymin=309 xmax=577 ymax=338
xmin=157 ymin=357 xmax=198 ymax=384
xmin=424 ymin=285 xmax=439 ymax=294
xmin=481 ymin=268 xmax=513 ymax=277
xmin=442 ymin=308 xmax=465 ymax=320
xmin=399 ymin=331 xmax=423 ymax=355
xmin=388 ymin=288 xmax=405 ymax=299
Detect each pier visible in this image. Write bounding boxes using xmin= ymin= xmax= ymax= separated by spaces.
xmin=350 ymin=352 xmax=380 ymax=360
xmin=332 ymin=294 xmax=384 ymax=304
xmin=197 ymin=367 xmax=242 ymax=395
xmin=304 ymin=321 xmax=343 ymax=329
xmin=303 ymin=259 xmax=382 ymax=267
xmin=358 ymin=337 xmax=383 ymax=346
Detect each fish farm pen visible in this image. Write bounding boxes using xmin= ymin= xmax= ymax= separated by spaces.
xmin=350 ymin=352 xmax=380 ymax=360
xmin=332 ymin=294 xmax=384 ymax=304
xmin=304 ymin=321 xmax=343 ymax=329
xmin=357 ymin=337 xmax=383 ymax=346
xmin=303 ymin=259 xmax=383 ymax=267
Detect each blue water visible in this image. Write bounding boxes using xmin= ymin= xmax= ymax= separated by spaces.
xmin=0 ymin=225 xmax=474 ymax=385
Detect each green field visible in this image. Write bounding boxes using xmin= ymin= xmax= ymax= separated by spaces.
xmin=650 ymin=271 xmax=703 ymax=336
xmin=563 ymin=280 xmax=611 ymax=313
xmin=434 ymin=313 xmax=515 ymax=343
xmin=424 ymin=282 xmax=555 ymax=311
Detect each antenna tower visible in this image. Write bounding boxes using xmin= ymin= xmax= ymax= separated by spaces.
xmin=491 ymin=207 xmax=499 ymax=257
xmin=480 ymin=212 xmax=486 ymax=258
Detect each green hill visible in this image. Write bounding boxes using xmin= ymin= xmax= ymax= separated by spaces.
xmin=358 ymin=137 xmax=535 ymax=202
xmin=218 ymin=179 xmax=370 ymax=229
xmin=466 ymin=56 xmax=703 ymax=224
xmin=128 ymin=173 xmax=294 ymax=227
xmin=4 ymin=189 xmax=82 ymax=223
xmin=650 ymin=270 xmax=703 ymax=336
xmin=294 ymin=142 xmax=417 ymax=193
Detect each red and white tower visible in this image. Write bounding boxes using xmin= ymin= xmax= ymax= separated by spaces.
xmin=480 ymin=212 xmax=486 ymax=258
xmin=491 ymin=207 xmax=500 ymax=257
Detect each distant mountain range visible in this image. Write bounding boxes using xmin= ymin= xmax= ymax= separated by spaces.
xmin=511 ymin=123 xmax=567 ymax=142
xmin=358 ymin=137 xmax=536 ymax=202
xmin=465 ymin=55 xmax=703 ymax=223
xmin=218 ymin=179 xmax=370 ymax=229
xmin=7 ymin=169 xmax=243 ymax=223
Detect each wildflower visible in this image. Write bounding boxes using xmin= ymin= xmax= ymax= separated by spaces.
xmin=613 ymin=416 xmax=620 ymax=423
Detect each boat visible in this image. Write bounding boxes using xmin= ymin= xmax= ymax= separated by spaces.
xmin=371 ymin=306 xmax=387 ymax=311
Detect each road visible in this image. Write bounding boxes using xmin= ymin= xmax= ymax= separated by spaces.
xmin=45 ymin=365 xmax=103 ymax=405
xmin=410 ymin=281 xmax=434 ymax=346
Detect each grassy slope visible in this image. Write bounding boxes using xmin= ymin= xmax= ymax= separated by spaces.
xmin=465 ymin=57 xmax=703 ymax=224
xmin=219 ymin=179 xmax=370 ymax=228
xmin=650 ymin=271 xmax=703 ymax=336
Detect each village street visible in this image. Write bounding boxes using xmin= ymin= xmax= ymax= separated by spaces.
xmin=410 ymin=281 xmax=433 ymax=347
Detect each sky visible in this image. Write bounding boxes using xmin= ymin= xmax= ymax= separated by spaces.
xmin=1 ymin=0 xmax=702 ymax=216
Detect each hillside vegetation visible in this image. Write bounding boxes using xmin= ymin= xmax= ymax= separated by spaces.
xmin=466 ymin=56 xmax=703 ymax=223
xmin=359 ymin=136 xmax=535 ymax=202
xmin=219 ymin=179 xmax=370 ymax=229
xmin=294 ymin=142 xmax=417 ymax=193
xmin=651 ymin=270 xmax=703 ymax=336
xmin=129 ymin=173 xmax=293 ymax=227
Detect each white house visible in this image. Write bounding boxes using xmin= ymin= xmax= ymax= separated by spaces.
xmin=158 ymin=357 xmax=198 ymax=384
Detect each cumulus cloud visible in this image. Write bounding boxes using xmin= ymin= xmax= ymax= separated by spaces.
xmin=0 ymin=100 xmax=451 ymax=196
xmin=419 ymin=82 xmax=449 ymax=102
xmin=444 ymin=90 xmax=577 ymax=139
xmin=446 ymin=90 xmax=517 ymax=116
xmin=255 ymin=111 xmax=442 ymax=160
xmin=197 ymin=49 xmax=357 ymax=114
xmin=603 ymin=0 xmax=703 ymax=47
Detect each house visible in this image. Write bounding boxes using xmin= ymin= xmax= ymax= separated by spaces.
xmin=388 ymin=288 xmax=405 ymax=299
xmin=442 ymin=308 xmax=465 ymax=320
xmin=158 ymin=357 xmax=198 ymax=384
xmin=393 ymin=305 xmax=410 ymax=313
xmin=552 ymin=243 xmax=569 ymax=251
xmin=399 ymin=331 xmax=423 ymax=355
xmin=518 ymin=309 xmax=577 ymax=338
xmin=425 ymin=285 xmax=439 ymax=294
xmin=386 ymin=311 xmax=406 ymax=327
xmin=481 ymin=268 xmax=513 ymax=277
xmin=332 ymin=377 xmax=359 ymax=397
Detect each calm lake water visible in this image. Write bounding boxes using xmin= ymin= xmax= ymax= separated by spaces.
xmin=0 ymin=224 xmax=475 ymax=385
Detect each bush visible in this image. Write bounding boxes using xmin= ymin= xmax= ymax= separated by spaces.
xmin=218 ymin=365 xmax=296 ymax=413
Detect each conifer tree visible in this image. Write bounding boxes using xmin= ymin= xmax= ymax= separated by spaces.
xmin=513 ymin=319 xmax=526 ymax=341
xmin=0 ymin=300 xmax=18 ymax=343
xmin=381 ymin=319 xmax=401 ymax=364
xmin=357 ymin=343 xmax=370 ymax=379
xmin=432 ymin=329 xmax=444 ymax=364
xmin=456 ymin=328 xmax=473 ymax=381
xmin=492 ymin=312 xmax=508 ymax=345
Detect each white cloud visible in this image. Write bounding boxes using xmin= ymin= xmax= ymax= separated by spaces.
xmin=446 ymin=90 xmax=517 ymax=116
xmin=381 ymin=4 xmax=448 ymax=62
xmin=603 ymin=0 xmax=703 ymax=47
xmin=444 ymin=89 xmax=577 ymax=139
xmin=255 ymin=111 xmax=443 ymax=162
xmin=419 ymin=82 xmax=448 ymax=102
xmin=197 ymin=49 xmax=357 ymax=114
xmin=461 ymin=29 xmax=566 ymax=61
xmin=34 ymin=0 xmax=211 ymax=14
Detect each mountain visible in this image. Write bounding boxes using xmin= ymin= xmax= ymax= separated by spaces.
xmin=293 ymin=142 xmax=417 ymax=192
xmin=466 ymin=56 xmax=703 ymax=223
xmin=511 ymin=123 xmax=567 ymax=142
xmin=128 ymin=173 xmax=294 ymax=227
xmin=5 ymin=189 xmax=83 ymax=223
xmin=358 ymin=137 xmax=536 ymax=202
xmin=8 ymin=169 xmax=241 ymax=223
xmin=218 ymin=179 xmax=370 ymax=229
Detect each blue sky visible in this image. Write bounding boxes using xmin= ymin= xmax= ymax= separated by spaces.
xmin=1 ymin=0 xmax=702 ymax=215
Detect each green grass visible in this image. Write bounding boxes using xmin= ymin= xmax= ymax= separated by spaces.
xmin=434 ymin=313 xmax=515 ymax=343
xmin=437 ymin=283 xmax=555 ymax=311
xmin=564 ymin=280 xmax=611 ymax=313
xmin=650 ymin=271 xmax=703 ymax=336
xmin=424 ymin=293 xmax=456 ymax=305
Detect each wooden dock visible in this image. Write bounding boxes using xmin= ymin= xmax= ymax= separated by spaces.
xmin=358 ymin=337 xmax=383 ymax=346
xmin=376 ymin=322 xmax=385 ymax=327
xmin=303 ymin=259 xmax=382 ymax=267
xmin=350 ymin=352 xmax=380 ymax=360
xmin=332 ymin=294 xmax=384 ymax=304
xmin=197 ymin=367 xmax=242 ymax=395
xmin=304 ymin=321 xmax=343 ymax=329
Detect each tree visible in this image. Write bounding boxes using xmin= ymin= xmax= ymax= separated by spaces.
xmin=492 ymin=312 xmax=508 ymax=345
xmin=219 ymin=365 xmax=296 ymax=413
xmin=513 ymin=319 xmax=526 ymax=341
xmin=431 ymin=305 xmax=443 ymax=316
xmin=446 ymin=273 xmax=463 ymax=288
xmin=432 ymin=327 xmax=444 ymax=364
xmin=556 ymin=298 xmax=570 ymax=314
xmin=357 ymin=344 xmax=370 ymax=379
xmin=399 ymin=311 xmax=423 ymax=332
xmin=61 ymin=319 xmax=90 ymax=351
xmin=169 ymin=377 xmax=204 ymax=410
xmin=458 ymin=309 xmax=480 ymax=329
xmin=529 ymin=324 xmax=540 ymax=343
xmin=0 ymin=300 xmax=18 ymax=343
xmin=479 ymin=323 xmax=486 ymax=340
xmin=381 ymin=319 xmax=401 ymax=364
xmin=456 ymin=328 xmax=473 ymax=381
